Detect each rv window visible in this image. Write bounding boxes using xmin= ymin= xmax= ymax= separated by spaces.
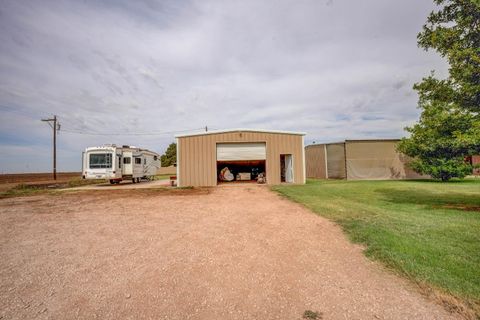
xmin=144 ymin=158 xmax=146 ymax=165
xmin=118 ymin=156 xmax=122 ymax=168
xmin=123 ymin=157 xmax=131 ymax=164
xmin=154 ymin=156 xmax=158 ymax=161
xmin=135 ymin=157 xmax=142 ymax=164
xmin=89 ymin=153 xmax=112 ymax=169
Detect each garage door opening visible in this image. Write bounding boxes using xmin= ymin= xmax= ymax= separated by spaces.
xmin=217 ymin=160 xmax=266 ymax=183
xmin=216 ymin=143 xmax=266 ymax=184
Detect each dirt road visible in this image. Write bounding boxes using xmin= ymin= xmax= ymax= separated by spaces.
xmin=69 ymin=179 xmax=171 ymax=190
xmin=0 ymin=186 xmax=459 ymax=319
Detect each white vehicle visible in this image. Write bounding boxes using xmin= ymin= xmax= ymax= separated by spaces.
xmin=82 ymin=144 xmax=161 ymax=184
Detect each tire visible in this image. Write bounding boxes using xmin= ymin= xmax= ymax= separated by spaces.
xmin=132 ymin=178 xmax=136 ymax=184
xmin=137 ymin=178 xmax=141 ymax=183
xmin=110 ymin=180 xmax=115 ymax=184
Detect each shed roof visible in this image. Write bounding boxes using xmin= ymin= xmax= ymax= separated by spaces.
xmin=345 ymin=139 xmax=401 ymax=143
xmin=306 ymin=138 xmax=401 ymax=148
xmin=175 ymin=128 xmax=306 ymax=138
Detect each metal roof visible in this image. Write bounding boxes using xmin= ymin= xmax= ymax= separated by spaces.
xmin=175 ymin=128 xmax=306 ymax=138
xmin=345 ymin=138 xmax=401 ymax=143
xmin=306 ymin=138 xmax=402 ymax=148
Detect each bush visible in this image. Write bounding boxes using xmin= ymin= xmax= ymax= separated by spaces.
xmin=408 ymin=157 xmax=473 ymax=181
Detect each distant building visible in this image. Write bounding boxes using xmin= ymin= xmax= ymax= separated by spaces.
xmin=305 ymin=139 xmax=426 ymax=180
xmin=468 ymin=155 xmax=480 ymax=175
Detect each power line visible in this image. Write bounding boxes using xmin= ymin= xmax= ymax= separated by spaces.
xmin=59 ymin=127 xmax=209 ymax=136
xmin=1 ymin=106 xmax=217 ymax=136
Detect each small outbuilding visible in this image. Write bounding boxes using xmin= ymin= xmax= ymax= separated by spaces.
xmin=306 ymin=139 xmax=425 ymax=180
xmin=175 ymin=129 xmax=306 ymax=187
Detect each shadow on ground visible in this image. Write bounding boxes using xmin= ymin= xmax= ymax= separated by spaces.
xmin=375 ymin=188 xmax=480 ymax=212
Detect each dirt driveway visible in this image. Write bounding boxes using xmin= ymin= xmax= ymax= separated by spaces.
xmin=0 ymin=185 xmax=459 ymax=319
xmin=70 ymin=178 xmax=171 ymax=190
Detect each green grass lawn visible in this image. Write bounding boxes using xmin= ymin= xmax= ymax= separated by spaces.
xmin=273 ymin=179 xmax=480 ymax=316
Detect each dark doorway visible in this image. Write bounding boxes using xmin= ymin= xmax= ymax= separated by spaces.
xmin=280 ymin=154 xmax=293 ymax=183
xmin=217 ymin=160 xmax=266 ymax=183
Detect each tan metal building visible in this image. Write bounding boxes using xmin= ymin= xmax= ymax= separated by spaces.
xmin=175 ymin=129 xmax=306 ymax=187
xmin=306 ymin=139 xmax=426 ymax=180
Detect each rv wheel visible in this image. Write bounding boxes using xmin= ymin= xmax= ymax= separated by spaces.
xmin=132 ymin=178 xmax=136 ymax=184
xmin=109 ymin=180 xmax=115 ymax=184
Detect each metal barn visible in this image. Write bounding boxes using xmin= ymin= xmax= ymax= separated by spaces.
xmin=175 ymin=129 xmax=306 ymax=187
xmin=306 ymin=139 xmax=425 ymax=180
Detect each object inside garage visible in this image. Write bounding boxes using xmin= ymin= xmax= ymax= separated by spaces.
xmin=217 ymin=143 xmax=266 ymax=183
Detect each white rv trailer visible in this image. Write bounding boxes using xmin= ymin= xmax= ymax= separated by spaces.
xmin=82 ymin=145 xmax=161 ymax=184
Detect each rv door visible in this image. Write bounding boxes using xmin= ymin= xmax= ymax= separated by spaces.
xmin=122 ymin=151 xmax=133 ymax=175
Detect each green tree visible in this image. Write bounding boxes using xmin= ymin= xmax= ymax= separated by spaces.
xmin=160 ymin=142 xmax=176 ymax=167
xmin=398 ymin=0 xmax=480 ymax=181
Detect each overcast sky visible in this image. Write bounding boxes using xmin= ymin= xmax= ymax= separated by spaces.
xmin=0 ymin=0 xmax=447 ymax=173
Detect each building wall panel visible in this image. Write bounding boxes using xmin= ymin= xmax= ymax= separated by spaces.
xmin=326 ymin=143 xmax=346 ymax=179
xmin=305 ymin=144 xmax=327 ymax=179
xmin=305 ymin=140 xmax=428 ymax=181
xmin=345 ymin=140 xmax=426 ymax=180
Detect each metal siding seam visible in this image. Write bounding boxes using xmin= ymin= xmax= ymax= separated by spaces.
xmin=324 ymin=144 xmax=328 ymax=179
xmin=302 ymin=136 xmax=306 ymax=183
xmin=207 ymin=135 xmax=212 ymax=186
xmin=269 ymin=134 xmax=275 ymax=184
xmin=344 ymin=142 xmax=348 ymax=180
xmin=184 ymin=138 xmax=189 ymax=186
xmin=211 ymin=135 xmax=215 ymax=186
xmin=176 ymin=138 xmax=181 ymax=187
xmin=188 ymin=137 xmax=193 ymax=186
xmin=195 ymin=136 xmax=200 ymax=186
xmin=198 ymin=136 xmax=203 ymax=185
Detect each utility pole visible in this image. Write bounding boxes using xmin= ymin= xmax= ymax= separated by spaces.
xmin=41 ymin=115 xmax=60 ymax=180
xmin=205 ymin=126 xmax=208 ymax=132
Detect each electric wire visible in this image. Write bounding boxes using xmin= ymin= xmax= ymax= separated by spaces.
xmin=59 ymin=127 xmax=210 ymax=136
xmin=1 ymin=106 xmax=216 ymax=136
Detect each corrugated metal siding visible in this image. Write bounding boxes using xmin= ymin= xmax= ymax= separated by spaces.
xmin=326 ymin=143 xmax=346 ymax=179
xmin=345 ymin=141 xmax=426 ymax=180
xmin=305 ymin=144 xmax=327 ymax=179
xmin=178 ymin=131 xmax=305 ymax=186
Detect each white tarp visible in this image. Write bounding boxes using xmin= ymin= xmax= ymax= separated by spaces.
xmin=216 ymin=143 xmax=266 ymax=161
xmin=285 ymin=154 xmax=293 ymax=183
xmin=326 ymin=143 xmax=346 ymax=179
xmin=345 ymin=141 xmax=427 ymax=180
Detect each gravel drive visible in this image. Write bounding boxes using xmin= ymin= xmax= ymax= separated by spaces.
xmin=0 ymin=185 xmax=460 ymax=319
xmin=69 ymin=178 xmax=171 ymax=190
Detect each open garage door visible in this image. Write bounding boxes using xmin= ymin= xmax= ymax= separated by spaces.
xmin=216 ymin=143 xmax=266 ymax=183
xmin=217 ymin=143 xmax=266 ymax=161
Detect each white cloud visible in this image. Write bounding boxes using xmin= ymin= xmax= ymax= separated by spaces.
xmin=0 ymin=0 xmax=448 ymax=172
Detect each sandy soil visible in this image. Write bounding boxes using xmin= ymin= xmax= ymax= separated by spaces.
xmin=0 ymin=185 xmax=460 ymax=319
xmin=69 ymin=179 xmax=171 ymax=190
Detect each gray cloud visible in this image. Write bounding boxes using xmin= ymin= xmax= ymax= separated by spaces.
xmin=0 ymin=0 xmax=447 ymax=172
